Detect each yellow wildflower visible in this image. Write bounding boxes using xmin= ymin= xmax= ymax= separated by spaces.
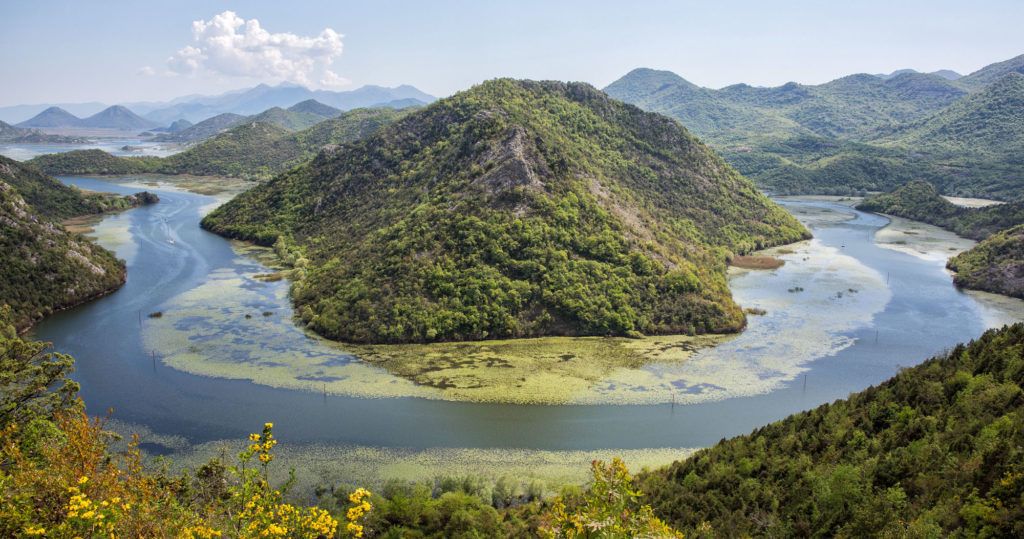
xmin=24 ymin=525 xmax=46 ymax=535
xmin=77 ymin=476 xmax=89 ymax=485
xmin=249 ymin=433 xmax=261 ymax=442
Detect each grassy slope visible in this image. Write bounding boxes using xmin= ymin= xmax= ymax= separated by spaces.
xmin=639 ymin=323 xmax=1024 ymax=537
xmin=202 ymin=79 xmax=808 ymax=344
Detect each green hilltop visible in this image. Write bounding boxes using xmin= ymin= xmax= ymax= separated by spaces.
xmin=27 ymin=107 xmax=409 ymax=181
xmin=202 ymin=79 xmax=809 ymax=344
xmin=947 ymin=225 xmax=1024 ymax=298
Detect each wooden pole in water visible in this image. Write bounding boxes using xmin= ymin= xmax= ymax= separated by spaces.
xmin=875 ymin=330 xmax=879 ymax=344
xmin=138 ymin=310 xmax=142 ymax=328
xmin=802 ymin=374 xmax=807 ymax=392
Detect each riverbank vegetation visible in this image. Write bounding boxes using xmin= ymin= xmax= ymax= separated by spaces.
xmin=203 ymin=79 xmax=808 ymax=344
xmin=947 ymin=224 xmax=1024 ymax=298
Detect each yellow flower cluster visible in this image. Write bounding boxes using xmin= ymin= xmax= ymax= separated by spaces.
xmin=245 ymin=423 xmax=279 ymax=465
xmin=23 ymin=525 xmax=46 ymax=536
xmin=184 ymin=525 xmax=224 ymax=538
xmin=344 ymin=488 xmax=372 ymax=538
xmin=63 ymin=477 xmax=125 ymax=536
xmin=237 ymin=494 xmax=339 ymax=538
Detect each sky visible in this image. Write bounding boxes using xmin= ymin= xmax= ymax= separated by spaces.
xmin=1 ymin=0 xmax=1022 ymax=106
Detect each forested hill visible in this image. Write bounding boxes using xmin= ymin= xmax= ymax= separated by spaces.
xmin=27 ymin=107 xmax=408 ymax=181
xmin=640 ymin=323 xmax=1024 ymax=537
xmin=0 ymin=179 xmax=125 ymax=331
xmin=947 ymin=225 xmax=1024 ymax=298
xmin=606 ymin=54 xmax=1024 ymax=199
xmin=202 ymin=78 xmax=809 ymax=344
xmin=0 ymin=155 xmax=155 ymax=219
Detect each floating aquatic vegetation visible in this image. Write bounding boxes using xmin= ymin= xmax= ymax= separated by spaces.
xmin=108 ymin=415 xmax=693 ymax=501
xmin=570 ymin=238 xmax=893 ymax=404
xmin=874 ymin=214 xmax=975 ymax=263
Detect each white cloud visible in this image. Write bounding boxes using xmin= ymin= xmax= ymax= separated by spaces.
xmin=137 ymin=66 xmax=156 ymax=76
xmin=165 ymin=11 xmax=347 ymax=88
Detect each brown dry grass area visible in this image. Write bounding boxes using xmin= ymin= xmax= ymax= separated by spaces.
xmin=730 ymin=255 xmax=785 ymax=270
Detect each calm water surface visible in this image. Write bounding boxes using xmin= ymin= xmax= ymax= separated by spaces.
xmin=31 ymin=177 xmax=1020 ymax=451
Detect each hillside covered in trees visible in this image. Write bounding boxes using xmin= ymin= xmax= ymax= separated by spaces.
xmin=202 ymin=78 xmax=809 ymax=344
xmin=27 ymin=107 xmax=409 ymax=181
xmin=639 ymin=323 xmax=1024 ymax=537
xmin=0 ymin=155 xmax=158 ymax=330
xmin=606 ymin=56 xmax=1024 ymax=199
xmin=947 ymin=225 xmax=1024 ymax=298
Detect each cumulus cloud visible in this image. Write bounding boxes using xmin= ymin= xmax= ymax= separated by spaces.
xmin=165 ymin=11 xmax=347 ymax=88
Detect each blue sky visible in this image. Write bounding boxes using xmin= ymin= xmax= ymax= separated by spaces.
xmin=1 ymin=0 xmax=1022 ymax=106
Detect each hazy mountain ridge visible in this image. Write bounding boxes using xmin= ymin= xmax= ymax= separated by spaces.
xmin=28 ymin=107 xmax=410 ymax=180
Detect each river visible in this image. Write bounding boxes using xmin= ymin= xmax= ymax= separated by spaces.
xmin=29 ymin=177 xmax=1024 ymax=486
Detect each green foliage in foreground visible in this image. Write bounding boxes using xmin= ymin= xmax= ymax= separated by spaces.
xmin=947 ymin=224 xmax=1024 ymax=298
xmin=0 ymin=321 xmax=679 ymax=537
xmin=856 ymin=180 xmax=1024 ymax=241
xmin=203 ymin=79 xmax=808 ymax=344
xmin=27 ymin=107 xmax=409 ymax=181
xmin=639 ymin=323 xmax=1024 ymax=537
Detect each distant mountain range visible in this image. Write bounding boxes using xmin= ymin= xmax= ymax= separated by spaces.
xmin=1 ymin=82 xmax=436 ymax=133
xmin=17 ymin=105 xmax=159 ymax=130
xmin=133 ymin=83 xmax=434 ymax=124
xmin=0 ymin=120 xmax=86 ymax=143
xmin=874 ymin=68 xmax=962 ymax=81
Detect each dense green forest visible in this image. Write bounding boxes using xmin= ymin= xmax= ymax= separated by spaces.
xmin=947 ymin=225 xmax=1024 ymax=298
xmin=605 ymin=57 xmax=1024 ymax=198
xmin=638 ymin=323 xmax=1024 ymax=537
xmin=203 ymin=78 xmax=808 ymax=344
xmin=0 ymin=155 xmax=156 ymax=219
xmin=27 ymin=107 xmax=408 ymax=181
